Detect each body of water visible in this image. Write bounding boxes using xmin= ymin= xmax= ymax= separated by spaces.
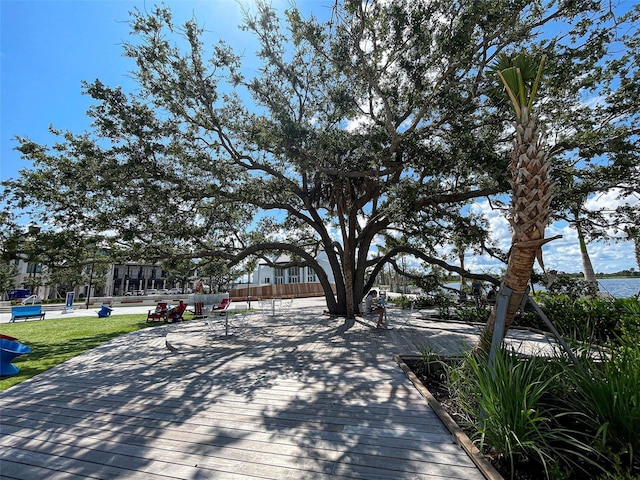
xmin=597 ymin=278 xmax=640 ymax=298
xmin=444 ymin=278 xmax=640 ymax=299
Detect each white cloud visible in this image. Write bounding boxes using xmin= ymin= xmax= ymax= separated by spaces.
xmin=585 ymin=188 xmax=638 ymax=212
xmin=464 ymin=197 xmax=637 ymax=275
xmin=345 ymin=115 xmax=374 ymax=133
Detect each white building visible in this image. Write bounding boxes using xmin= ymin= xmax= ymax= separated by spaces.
xmin=4 ymin=223 xmax=335 ymax=300
xmin=230 ymin=252 xmax=336 ymax=299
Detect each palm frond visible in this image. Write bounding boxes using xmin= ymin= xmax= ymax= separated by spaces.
xmin=492 ymin=52 xmax=547 ymax=123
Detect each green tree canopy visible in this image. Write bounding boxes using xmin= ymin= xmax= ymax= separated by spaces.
xmin=2 ymin=0 xmax=638 ymax=318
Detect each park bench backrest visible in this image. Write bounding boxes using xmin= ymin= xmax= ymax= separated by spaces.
xmin=12 ymin=305 xmax=43 ymax=316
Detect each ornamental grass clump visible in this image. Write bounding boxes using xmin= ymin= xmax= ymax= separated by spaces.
xmin=449 ymin=348 xmax=601 ymax=479
xmin=416 ymin=344 xmax=447 ymax=377
xmin=566 ymin=338 xmax=640 ymax=475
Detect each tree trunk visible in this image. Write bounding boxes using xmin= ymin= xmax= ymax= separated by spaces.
xmin=343 ymin=248 xmax=355 ymax=319
xmin=575 ymin=216 xmax=596 ymax=283
xmin=478 ymin=114 xmax=553 ymax=352
xmin=459 ymin=253 xmax=466 ymax=287
xmin=481 ymin=242 xmax=538 ymax=349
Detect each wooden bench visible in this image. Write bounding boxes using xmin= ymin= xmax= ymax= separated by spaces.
xmin=10 ymin=305 xmax=46 ymax=322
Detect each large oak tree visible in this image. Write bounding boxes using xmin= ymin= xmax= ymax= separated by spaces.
xmin=3 ymin=1 xmax=638 ymax=322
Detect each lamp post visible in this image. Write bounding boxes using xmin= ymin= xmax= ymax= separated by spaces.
xmin=26 ymin=222 xmax=41 ymax=296
xmin=246 ymin=270 xmax=251 ymax=309
xmin=84 ymin=242 xmax=106 ymax=309
xmin=85 ymin=258 xmax=95 ymax=309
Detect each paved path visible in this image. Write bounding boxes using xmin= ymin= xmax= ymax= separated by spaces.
xmin=0 ymin=300 xmax=554 ymax=479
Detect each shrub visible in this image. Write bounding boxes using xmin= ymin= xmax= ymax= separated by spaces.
xmin=391 ymin=294 xmax=414 ymax=309
xmin=433 ymin=292 xmax=457 ymax=319
xmin=454 ymin=305 xmax=490 ymax=323
xmin=566 ymin=339 xmax=640 ymax=475
xmin=535 ymin=294 xmax=632 ymax=344
xmin=412 ymin=294 xmax=437 ymax=309
xmin=545 ymin=274 xmax=599 ymax=299
xmin=511 ymin=308 xmax=546 ymax=330
xmin=416 ymin=344 xmax=445 ymax=377
xmin=617 ymin=298 xmax=640 ymax=346
xmin=449 ymin=348 xmax=602 ymax=479
xmin=437 ymin=294 xmax=640 ymax=478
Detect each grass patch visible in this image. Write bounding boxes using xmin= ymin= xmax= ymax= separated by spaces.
xmin=0 ymin=314 xmax=158 ymax=391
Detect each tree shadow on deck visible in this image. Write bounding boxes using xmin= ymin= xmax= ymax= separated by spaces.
xmin=0 ymin=309 xmax=503 ymax=478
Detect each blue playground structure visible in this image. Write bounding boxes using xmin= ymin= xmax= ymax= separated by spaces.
xmin=0 ymin=337 xmax=32 ymax=376
xmin=97 ymin=305 xmax=113 ymax=318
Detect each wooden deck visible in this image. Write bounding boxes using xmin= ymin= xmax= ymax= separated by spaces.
xmin=1 ymin=305 xmax=550 ymax=479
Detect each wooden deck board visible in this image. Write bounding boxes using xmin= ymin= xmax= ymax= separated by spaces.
xmin=1 ymin=426 xmax=479 ymax=477
xmin=0 ymin=306 xmax=552 ymax=479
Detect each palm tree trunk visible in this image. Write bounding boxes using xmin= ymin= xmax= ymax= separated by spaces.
xmin=575 ymin=214 xmax=596 ymax=283
xmin=479 ymin=115 xmax=553 ymax=351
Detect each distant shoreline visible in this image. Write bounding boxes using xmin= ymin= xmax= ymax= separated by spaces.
xmin=596 ymin=275 xmax=640 ymax=280
xmin=444 ymin=275 xmax=640 ymax=282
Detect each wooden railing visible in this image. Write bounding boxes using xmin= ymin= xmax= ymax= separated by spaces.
xmin=229 ymin=282 xmax=333 ymax=301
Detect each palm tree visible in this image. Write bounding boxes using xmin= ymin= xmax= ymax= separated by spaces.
xmin=479 ymin=52 xmax=556 ymax=351
xmin=574 ymin=210 xmax=597 ymax=284
xmin=627 ymin=227 xmax=640 ymax=272
xmin=555 ymin=173 xmax=597 ymax=283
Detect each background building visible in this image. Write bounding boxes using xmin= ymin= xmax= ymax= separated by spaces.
xmin=229 ymin=253 xmax=336 ymax=300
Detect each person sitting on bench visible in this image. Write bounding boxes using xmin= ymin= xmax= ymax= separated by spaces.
xmin=365 ymin=290 xmax=391 ymax=329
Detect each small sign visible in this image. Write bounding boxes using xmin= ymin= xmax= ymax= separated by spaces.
xmin=62 ymin=292 xmax=75 ymax=313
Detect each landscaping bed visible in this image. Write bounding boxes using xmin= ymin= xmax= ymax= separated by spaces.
xmin=399 ymin=347 xmax=640 ymax=480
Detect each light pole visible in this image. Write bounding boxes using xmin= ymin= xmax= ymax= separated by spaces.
xmin=26 ymin=222 xmax=41 ymax=296
xmin=84 ymin=242 xmax=105 ymax=309
xmin=246 ymin=270 xmax=251 ymax=309
xmin=85 ymin=258 xmax=95 ymax=309
xmin=402 ymin=254 xmax=407 ymax=294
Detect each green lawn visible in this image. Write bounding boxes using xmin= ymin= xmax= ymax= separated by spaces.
xmin=0 ymin=314 xmax=159 ymax=391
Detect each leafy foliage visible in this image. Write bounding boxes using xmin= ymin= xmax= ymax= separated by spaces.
xmin=431 ymin=293 xmax=640 ymax=478
xmin=544 ymin=272 xmax=600 ymax=299
xmin=455 ymin=306 xmax=491 ymax=324
xmin=0 ymin=263 xmax=18 ymax=296
xmin=535 ymin=295 xmax=638 ymax=344
xmin=563 ymin=338 xmax=640 ymax=475
xmin=449 ymin=348 xmax=601 ymax=479
xmin=2 ymin=1 xmax=638 ymax=318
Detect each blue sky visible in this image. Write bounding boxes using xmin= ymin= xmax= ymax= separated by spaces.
xmin=1 ymin=1 xmax=638 ymax=275
xmin=1 ymin=0 xmax=257 ymax=181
